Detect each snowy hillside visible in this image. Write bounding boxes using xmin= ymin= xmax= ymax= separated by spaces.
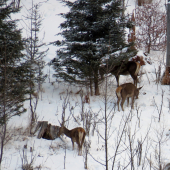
xmin=1 ymin=0 xmax=170 ymax=170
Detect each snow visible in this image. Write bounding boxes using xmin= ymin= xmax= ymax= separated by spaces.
xmin=1 ymin=0 xmax=170 ymax=170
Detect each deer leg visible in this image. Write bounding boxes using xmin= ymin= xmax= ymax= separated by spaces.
xmin=117 ymin=96 xmax=121 ymax=111
xmin=77 ymin=142 xmax=81 ymax=156
xmin=127 ymin=97 xmax=129 ymax=106
xmin=131 ymin=96 xmax=135 ymax=109
xmin=78 ymin=145 xmax=82 ymax=156
xmin=131 ymin=73 xmax=137 ymax=87
xmin=133 ymin=75 xmax=138 ymax=87
xmin=71 ymin=139 xmax=74 ymax=150
xmin=134 ymin=77 xmax=137 ymax=87
xmin=116 ymin=75 xmax=120 ymax=87
xmin=76 ymin=134 xmax=81 ymax=156
xmin=121 ymin=97 xmax=126 ymax=111
xmin=79 ymin=133 xmax=85 ymax=156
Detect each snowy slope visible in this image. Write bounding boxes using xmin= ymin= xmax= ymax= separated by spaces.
xmin=1 ymin=0 xmax=170 ymax=170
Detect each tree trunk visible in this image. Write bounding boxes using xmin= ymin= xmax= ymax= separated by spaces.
xmin=162 ymin=0 xmax=170 ymax=85
xmin=167 ymin=0 xmax=170 ymax=68
xmin=94 ymin=69 xmax=100 ymax=95
xmin=94 ymin=80 xmax=100 ymax=96
xmin=104 ymin=74 xmax=108 ymax=170
xmin=32 ymin=121 xmax=60 ymax=140
xmin=89 ymin=77 xmax=93 ymax=96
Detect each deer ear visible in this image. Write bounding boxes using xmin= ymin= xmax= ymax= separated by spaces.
xmin=138 ymin=86 xmax=143 ymax=90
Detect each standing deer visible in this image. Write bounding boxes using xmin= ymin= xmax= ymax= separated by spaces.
xmin=116 ymin=83 xmax=142 ymax=111
xmin=99 ymin=61 xmax=141 ymax=87
xmin=58 ymin=126 xmax=86 ymax=156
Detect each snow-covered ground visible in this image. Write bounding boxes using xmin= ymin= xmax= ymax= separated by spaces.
xmin=1 ymin=0 xmax=170 ymax=169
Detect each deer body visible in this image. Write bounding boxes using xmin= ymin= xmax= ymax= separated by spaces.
xmin=116 ymin=83 xmax=142 ymax=111
xmin=100 ymin=61 xmax=141 ymax=87
xmin=59 ymin=126 xmax=86 ymax=156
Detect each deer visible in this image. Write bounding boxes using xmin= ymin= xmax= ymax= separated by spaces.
xmin=116 ymin=83 xmax=142 ymax=111
xmin=99 ymin=61 xmax=141 ymax=87
xmin=58 ymin=126 xmax=86 ymax=156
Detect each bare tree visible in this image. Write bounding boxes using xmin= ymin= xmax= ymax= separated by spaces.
xmin=149 ymin=125 xmax=168 ymax=170
xmin=135 ymin=0 xmax=166 ymax=54
xmin=24 ymin=1 xmax=48 ymax=130
xmin=111 ymin=113 xmax=131 ymax=170
xmin=153 ymin=90 xmax=164 ymax=122
xmin=162 ymin=0 xmax=170 ymax=85
xmin=12 ymin=0 xmax=21 ymax=9
xmin=90 ymin=61 xmax=115 ymax=170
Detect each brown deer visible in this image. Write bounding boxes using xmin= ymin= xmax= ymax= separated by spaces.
xmin=99 ymin=61 xmax=141 ymax=87
xmin=58 ymin=126 xmax=86 ymax=156
xmin=116 ymin=83 xmax=142 ymax=111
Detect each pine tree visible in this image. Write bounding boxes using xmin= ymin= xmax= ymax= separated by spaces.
xmin=0 ymin=0 xmax=28 ymax=125
xmin=0 ymin=0 xmax=28 ymax=165
xmin=52 ymin=0 xmax=137 ymax=95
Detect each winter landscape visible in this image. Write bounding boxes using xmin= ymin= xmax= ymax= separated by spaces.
xmin=1 ymin=0 xmax=170 ymax=170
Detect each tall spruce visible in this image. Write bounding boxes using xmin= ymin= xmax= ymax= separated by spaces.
xmin=0 ymin=0 xmax=28 ymax=165
xmin=0 ymin=1 xmax=28 ymax=125
xmin=52 ymin=0 xmax=137 ymax=95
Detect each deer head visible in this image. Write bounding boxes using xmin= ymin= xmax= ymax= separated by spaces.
xmin=116 ymin=83 xmax=142 ymax=111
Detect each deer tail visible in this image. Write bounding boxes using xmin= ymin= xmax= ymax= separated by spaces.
xmin=134 ymin=62 xmax=141 ymax=76
xmin=78 ymin=129 xmax=85 ymax=146
xmin=116 ymin=86 xmax=122 ymax=98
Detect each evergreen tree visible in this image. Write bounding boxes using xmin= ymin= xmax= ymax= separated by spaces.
xmin=0 ymin=0 xmax=29 ymax=165
xmin=52 ymin=0 xmax=137 ymax=95
xmin=0 ymin=0 xmax=28 ymax=125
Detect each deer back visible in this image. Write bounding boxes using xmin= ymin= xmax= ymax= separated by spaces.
xmin=100 ymin=61 xmax=140 ymax=83
xmin=120 ymin=83 xmax=142 ymax=99
xmin=110 ymin=64 xmax=129 ymax=76
xmin=116 ymin=83 xmax=142 ymax=111
xmin=59 ymin=126 xmax=86 ymax=145
xmin=72 ymin=127 xmax=86 ymax=146
xmin=111 ymin=61 xmax=139 ymax=76
xmin=120 ymin=83 xmax=137 ymax=98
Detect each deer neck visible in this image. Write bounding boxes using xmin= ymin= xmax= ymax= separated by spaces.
xmin=63 ymin=127 xmax=72 ymax=138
